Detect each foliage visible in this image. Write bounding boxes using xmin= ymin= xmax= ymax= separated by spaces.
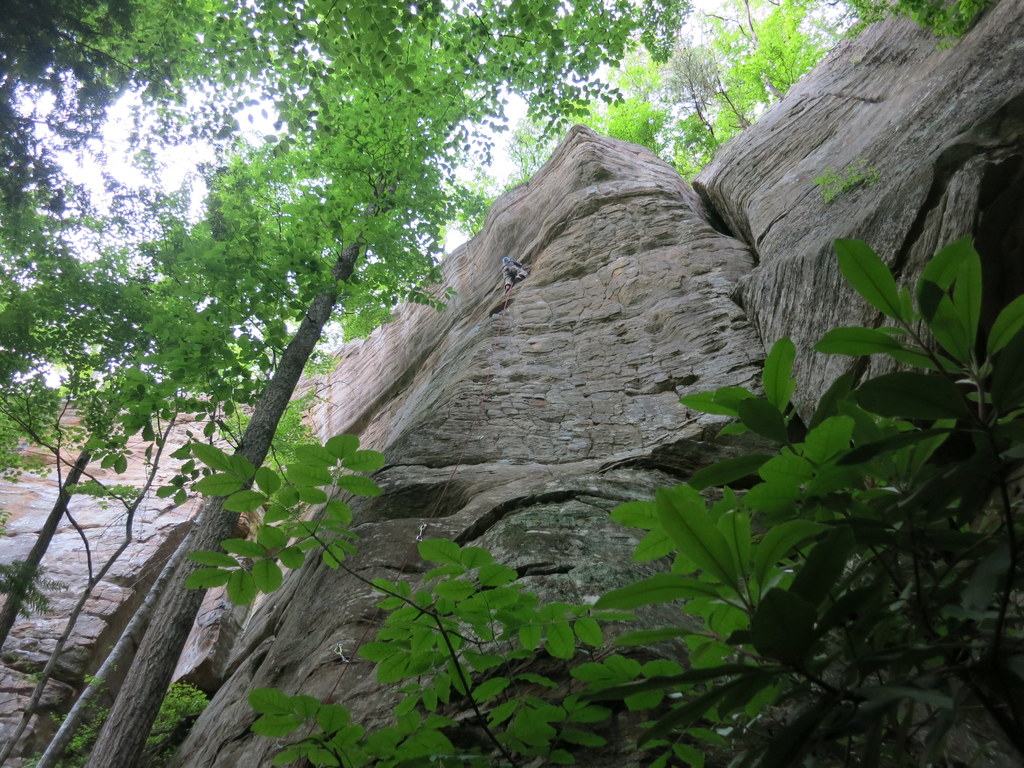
xmin=183 ymin=434 xmax=386 ymax=604
xmin=814 ymin=159 xmax=880 ymax=202
xmin=28 ymin=682 xmax=207 ymax=768
xmin=592 ymin=237 xmax=1024 ymax=764
xmin=0 ymin=563 xmax=66 ymax=617
xmin=245 ymin=537 xmax=624 ymax=768
xmin=843 ymin=0 xmax=990 ymax=37
xmin=141 ymin=682 xmax=209 ymax=767
xmin=584 ymin=52 xmax=674 ymax=160
xmin=665 ymin=0 xmax=846 ymax=176
xmin=28 ymin=704 xmax=111 ymax=768
xmin=217 ymin=238 xmax=1024 ymax=768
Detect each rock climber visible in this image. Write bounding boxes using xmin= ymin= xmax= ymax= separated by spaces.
xmin=501 ymin=256 xmax=529 ymax=292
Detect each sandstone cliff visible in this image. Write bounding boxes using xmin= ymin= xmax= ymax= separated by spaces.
xmin=167 ymin=122 xmax=767 ymax=767
xmin=2 ymin=1 xmax=1023 ymax=764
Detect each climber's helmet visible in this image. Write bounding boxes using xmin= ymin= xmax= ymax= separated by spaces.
xmin=502 ymin=256 xmax=511 ymax=264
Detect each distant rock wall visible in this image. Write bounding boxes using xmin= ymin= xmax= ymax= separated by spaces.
xmin=0 ymin=430 xmax=195 ymax=756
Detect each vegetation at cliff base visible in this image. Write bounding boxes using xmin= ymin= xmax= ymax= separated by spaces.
xmin=0 ymin=0 xmax=998 ymax=766
xmin=195 ymin=237 xmax=1023 ymax=767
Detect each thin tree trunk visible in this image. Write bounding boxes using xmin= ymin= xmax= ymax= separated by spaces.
xmin=36 ymin=531 xmax=193 ymax=768
xmin=85 ymin=244 xmax=360 ymax=768
xmin=0 ymin=421 xmax=176 ymax=764
xmin=0 ymin=449 xmax=91 ymax=649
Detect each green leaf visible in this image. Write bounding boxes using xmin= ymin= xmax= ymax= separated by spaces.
xmin=227 ymin=569 xmax=258 ymax=605
xmin=680 ymin=386 xmax=754 ymax=417
xmin=613 ymin=627 xmax=698 ymax=646
xmin=545 ymin=620 xmax=576 ymax=659
xmin=855 ymin=372 xmax=969 ymax=419
xmin=573 ymin=617 xmax=603 ymax=647
xmin=838 ymin=428 xmax=952 ymax=465
xmin=285 ymin=463 xmax=332 ymax=487
xmin=279 ymin=546 xmax=305 ymax=570
xmin=656 ymin=486 xmax=738 ymax=587
xmin=189 ymin=551 xmax=238 ymax=568
xmin=222 ymin=538 xmax=266 ymax=558
xmin=717 ymin=510 xmax=751 ymax=579
xmin=751 ymin=588 xmax=816 ymax=664
xmin=809 ymin=373 xmax=854 ymax=429
xmin=293 ymin=444 xmax=338 ymax=467
xmin=342 ymin=449 xmax=386 ymax=472
xmin=419 ymin=538 xmax=463 ymax=565
xmin=323 ymin=500 xmax=352 ymax=526
xmin=296 ymin=486 xmax=328 ymax=504
xmin=253 ymin=559 xmax=283 ymax=593
xmin=254 ymin=466 xmax=282 ymax=494
xmin=638 ymin=671 xmax=776 ymax=743
xmin=688 ymin=454 xmax=772 ymax=491
xmin=814 ymin=326 xmax=906 ymax=356
xmin=789 ymin=526 xmax=855 ymax=606
xmin=987 ymin=294 xmax=1024 ymax=356
xmin=926 ymin=292 xmax=973 ymax=362
xmin=736 ymin=398 xmax=788 ymax=443
xmin=478 ymin=562 xmax=517 ymax=586
xmin=223 ymin=490 xmax=267 ymax=513
xmin=249 ymin=687 xmax=294 ymax=715
xmin=473 ymin=676 xmax=510 ymax=702
xmin=192 ymin=442 xmax=233 ymax=472
xmin=256 ymin=524 xmax=288 ymax=550
xmin=326 ymin=434 xmax=359 ymax=460
xmin=992 ymin=328 xmax=1024 ymax=410
xmin=952 ymin=241 xmax=982 ymax=353
xmin=290 ymin=695 xmax=320 ymax=719
xmin=519 ymin=623 xmax=542 ymax=651
xmin=763 ymin=338 xmax=796 ymax=410
xmin=193 ymin=473 xmax=244 ymax=496
xmin=184 ymin=568 xmax=232 ymax=589
xmin=251 ymin=713 xmax=303 ymax=738
xmin=920 ymin=236 xmax=973 ymax=295
xmin=610 ymin=500 xmax=658 ymax=527
xmin=752 ymin=520 xmax=824 ymax=589
xmin=962 ymin=545 xmax=1010 ymax=613
xmin=633 ymin=529 xmax=674 ymax=561
xmin=227 ymin=455 xmax=255 ymax=479
xmin=801 ymin=416 xmax=855 ymax=464
xmin=337 ymin=474 xmax=382 ymax=497
xmin=835 ymin=239 xmax=903 ymax=320
xmin=317 ymin=704 xmax=350 ymax=734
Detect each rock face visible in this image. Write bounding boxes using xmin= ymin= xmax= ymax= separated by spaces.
xmin=3 ymin=2 xmax=1023 ymax=766
xmin=169 ymin=6 xmax=1024 ymax=765
xmin=169 ymin=127 xmax=765 ymax=766
xmin=695 ymin=0 xmax=1024 ymax=414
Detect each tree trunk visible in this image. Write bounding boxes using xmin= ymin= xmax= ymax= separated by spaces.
xmin=85 ymin=245 xmax=360 ymax=768
xmin=0 ymin=449 xmax=91 ymax=649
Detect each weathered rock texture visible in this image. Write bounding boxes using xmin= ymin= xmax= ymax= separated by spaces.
xmin=695 ymin=0 xmax=1024 ymax=414
xmin=169 ymin=6 xmax=1024 ymax=765
xmin=168 ymin=126 xmax=765 ymax=766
